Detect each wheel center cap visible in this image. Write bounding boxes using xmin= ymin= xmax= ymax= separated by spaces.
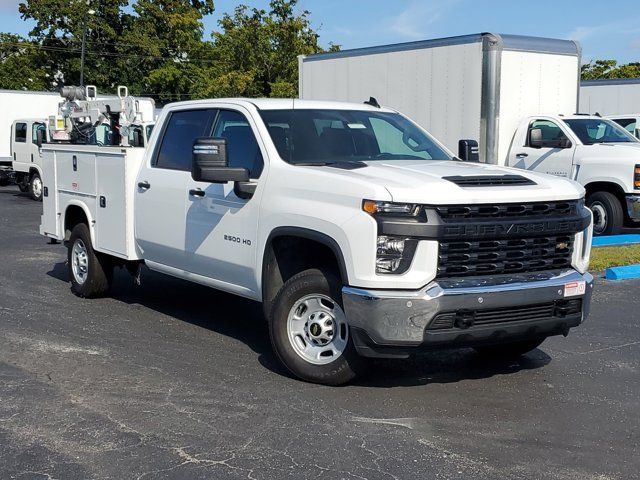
xmin=309 ymin=322 xmax=321 ymax=337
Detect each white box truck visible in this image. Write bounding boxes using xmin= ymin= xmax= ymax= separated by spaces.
xmin=300 ymin=34 xmax=640 ymax=235
xmin=40 ymin=97 xmax=594 ymax=385
xmin=580 ymin=78 xmax=640 ymax=116
xmin=0 ymin=90 xmax=61 ymax=186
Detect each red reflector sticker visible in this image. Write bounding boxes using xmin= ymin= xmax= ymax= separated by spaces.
xmin=564 ymin=281 xmax=586 ymax=297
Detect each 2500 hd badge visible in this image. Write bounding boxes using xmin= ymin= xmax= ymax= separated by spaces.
xmin=224 ymin=234 xmax=251 ymax=246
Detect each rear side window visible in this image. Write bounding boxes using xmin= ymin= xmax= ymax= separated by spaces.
xmin=14 ymin=123 xmax=26 ymax=143
xmin=155 ymin=109 xmax=214 ymax=171
xmin=212 ymin=110 xmax=264 ymax=178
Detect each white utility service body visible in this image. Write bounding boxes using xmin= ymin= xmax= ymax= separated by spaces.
xmin=41 ymin=98 xmax=594 ymax=385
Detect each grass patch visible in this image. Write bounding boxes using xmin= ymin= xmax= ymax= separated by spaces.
xmin=590 ymin=244 xmax=640 ymax=271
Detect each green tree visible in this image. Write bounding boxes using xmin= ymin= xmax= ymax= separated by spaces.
xmin=581 ymin=60 xmax=640 ymax=80
xmin=0 ymin=34 xmax=48 ymax=89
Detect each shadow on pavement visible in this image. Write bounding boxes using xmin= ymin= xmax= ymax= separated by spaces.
xmin=46 ymin=261 xmax=553 ymax=386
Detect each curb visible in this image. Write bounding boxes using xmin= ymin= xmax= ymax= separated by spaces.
xmin=605 ymin=264 xmax=640 ymax=280
xmin=593 ymin=234 xmax=640 ymax=247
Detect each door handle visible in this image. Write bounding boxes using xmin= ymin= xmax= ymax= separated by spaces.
xmin=138 ymin=181 xmax=150 ymax=189
xmin=189 ymin=188 xmax=205 ymax=198
xmin=516 ymin=153 xmax=528 ymax=158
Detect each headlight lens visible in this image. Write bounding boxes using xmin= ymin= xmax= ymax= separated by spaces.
xmin=363 ymin=200 xmax=419 ymax=216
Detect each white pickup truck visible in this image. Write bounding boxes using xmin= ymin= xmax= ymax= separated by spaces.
xmin=506 ymin=114 xmax=640 ymax=235
xmin=40 ymin=98 xmax=594 ymax=385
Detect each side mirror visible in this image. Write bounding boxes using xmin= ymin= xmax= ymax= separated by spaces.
xmin=635 ymin=128 xmax=640 ymax=140
xmin=458 ymin=139 xmax=479 ymax=162
xmin=35 ymin=128 xmax=45 ymax=147
xmin=191 ymin=137 xmax=249 ymax=183
xmin=529 ymin=128 xmax=544 ymax=148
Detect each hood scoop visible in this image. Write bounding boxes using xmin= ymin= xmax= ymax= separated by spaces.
xmin=443 ymin=174 xmax=536 ymax=187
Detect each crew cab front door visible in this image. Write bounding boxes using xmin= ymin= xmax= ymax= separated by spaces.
xmin=183 ymin=107 xmax=265 ymax=298
xmin=509 ymin=119 xmax=575 ymax=178
xmin=135 ymin=108 xmax=217 ymax=270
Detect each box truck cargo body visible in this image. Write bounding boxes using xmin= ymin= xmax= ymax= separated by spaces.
xmin=299 ymin=33 xmax=581 ymax=164
xmin=580 ymin=78 xmax=640 ymax=116
xmin=0 ymin=90 xmax=61 ymax=166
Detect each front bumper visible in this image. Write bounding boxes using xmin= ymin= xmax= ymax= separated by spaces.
xmin=342 ymin=269 xmax=594 ymax=358
xmin=626 ymin=194 xmax=640 ymax=221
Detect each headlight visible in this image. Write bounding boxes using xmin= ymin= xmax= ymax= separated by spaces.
xmin=363 ymin=200 xmax=419 ymax=216
xmin=375 ymin=235 xmax=417 ymax=274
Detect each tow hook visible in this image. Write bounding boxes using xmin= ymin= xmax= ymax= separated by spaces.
xmin=454 ymin=310 xmax=475 ymax=329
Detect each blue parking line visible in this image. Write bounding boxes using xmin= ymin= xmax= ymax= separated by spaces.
xmin=593 ymin=235 xmax=640 ymax=247
xmin=605 ymin=264 xmax=640 ymax=280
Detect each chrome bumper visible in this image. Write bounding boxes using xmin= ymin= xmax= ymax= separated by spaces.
xmin=342 ymin=270 xmax=594 ymax=358
xmin=626 ymin=194 xmax=640 ymax=221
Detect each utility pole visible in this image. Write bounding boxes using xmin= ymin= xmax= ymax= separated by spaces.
xmin=79 ymin=0 xmax=94 ymax=86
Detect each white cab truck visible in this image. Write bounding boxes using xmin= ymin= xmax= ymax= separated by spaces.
xmin=0 ymin=90 xmax=61 ymax=186
xmin=40 ymin=98 xmax=594 ymax=385
xmin=9 ymin=87 xmax=156 ymax=201
xmin=299 ymin=33 xmax=640 ymax=235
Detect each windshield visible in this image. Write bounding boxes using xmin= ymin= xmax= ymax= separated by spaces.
xmin=259 ymin=109 xmax=451 ymax=165
xmin=563 ymin=118 xmax=638 ymax=145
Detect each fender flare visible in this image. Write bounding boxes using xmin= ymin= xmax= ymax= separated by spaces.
xmin=62 ymin=201 xmax=96 ymax=246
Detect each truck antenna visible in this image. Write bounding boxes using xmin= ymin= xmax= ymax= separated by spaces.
xmin=364 ymin=97 xmax=381 ymax=108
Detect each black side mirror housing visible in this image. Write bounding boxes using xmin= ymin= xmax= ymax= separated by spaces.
xmin=35 ymin=128 xmax=45 ymax=147
xmin=458 ymin=139 xmax=479 ymax=162
xmin=191 ymin=137 xmax=249 ymax=183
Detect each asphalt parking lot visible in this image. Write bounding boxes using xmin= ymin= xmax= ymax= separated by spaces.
xmin=1 ymin=185 xmax=639 ymax=480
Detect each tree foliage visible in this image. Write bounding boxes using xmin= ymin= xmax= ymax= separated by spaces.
xmin=0 ymin=0 xmax=336 ymax=102
xmin=581 ymin=60 xmax=640 ymax=80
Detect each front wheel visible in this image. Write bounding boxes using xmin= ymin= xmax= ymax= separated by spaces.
xmin=474 ymin=338 xmax=545 ymax=358
xmin=29 ymin=172 xmax=43 ymax=201
xmin=587 ymin=191 xmax=623 ymax=236
xmin=269 ymin=269 xmax=362 ymax=385
xmin=67 ymin=223 xmax=113 ymax=298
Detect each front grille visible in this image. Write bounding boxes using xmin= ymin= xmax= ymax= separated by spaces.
xmin=438 ymin=235 xmax=574 ymax=277
xmin=435 ymin=200 xmax=577 ymax=220
xmin=443 ymin=175 xmax=536 ymax=187
xmin=428 ymin=299 xmax=582 ymax=330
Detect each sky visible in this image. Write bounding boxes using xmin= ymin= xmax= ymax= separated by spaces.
xmin=1 ymin=0 xmax=640 ymax=64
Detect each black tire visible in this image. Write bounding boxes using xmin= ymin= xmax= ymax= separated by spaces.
xmin=587 ymin=191 xmax=623 ymax=236
xmin=269 ymin=269 xmax=363 ymax=385
xmin=0 ymin=177 xmax=9 ymax=187
xmin=474 ymin=338 xmax=545 ymax=358
xmin=28 ymin=172 xmax=43 ymax=202
xmin=67 ymin=223 xmax=113 ymax=298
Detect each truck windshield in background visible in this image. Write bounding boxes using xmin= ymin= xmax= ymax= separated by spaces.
xmin=259 ymin=109 xmax=451 ymax=165
xmin=563 ymin=118 xmax=638 ymax=145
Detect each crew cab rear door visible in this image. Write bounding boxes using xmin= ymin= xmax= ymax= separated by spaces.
xmin=183 ymin=106 xmax=265 ymax=297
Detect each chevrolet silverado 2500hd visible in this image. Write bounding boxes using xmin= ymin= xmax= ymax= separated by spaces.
xmin=40 ymin=98 xmax=594 ymax=385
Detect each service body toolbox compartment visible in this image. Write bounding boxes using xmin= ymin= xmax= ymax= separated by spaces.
xmin=40 ymin=144 xmax=144 ymax=260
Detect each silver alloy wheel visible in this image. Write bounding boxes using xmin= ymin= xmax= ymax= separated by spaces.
xmin=71 ymin=239 xmax=89 ymax=285
xmin=287 ymin=294 xmax=349 ymax=365
xmin=32 ymin=176 xmax=42 ymax=199
xmin=591 ymin=202 xmax=607 ymax=234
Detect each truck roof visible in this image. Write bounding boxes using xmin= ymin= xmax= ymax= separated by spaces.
xmin=163 ymin=98 xmax=397 ymax=113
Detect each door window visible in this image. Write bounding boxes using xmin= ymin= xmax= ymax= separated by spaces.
xmin=527 ymin=119 xmax=568 ymax=146
xmin=612 ymin=118 xmax=637 ymax=134
xmin=14 ymin=123 xmax=27 ymax=143
xmin=212 ymin=110 xmax=264 ymax=178
xmin=155 ymin=109 xmax=215 ymax=171
xmin=32 ymin=122 xmax=47 ymax=145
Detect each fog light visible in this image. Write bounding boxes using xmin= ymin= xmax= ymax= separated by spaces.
xmin=376 ymin=236 xmax=415 ymax=274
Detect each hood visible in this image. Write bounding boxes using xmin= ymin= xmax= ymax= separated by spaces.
xmin=575 ymin=142 xmax=640 ymax=162
xmin=326 ymin=160 xmax=584 ymax=204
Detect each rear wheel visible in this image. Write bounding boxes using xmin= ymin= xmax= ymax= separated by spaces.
xmin=67 ymin=223 xmax=113 ymax=298
xmin=269 ymin=269 xmax=362 ymax=385
xmin=29 ymin=172 xmax=43 ymax=201
xmin=587 ymin=191 xmax=623 ymax=236
xmin=474 ymin=338 xmax=545 ymax=358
